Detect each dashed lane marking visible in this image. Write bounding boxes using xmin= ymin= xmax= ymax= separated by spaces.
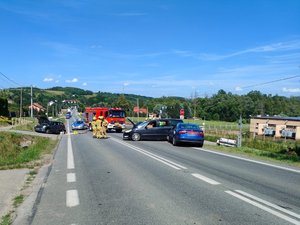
xmin=67 ymin=173 xmax=76 ymax=183
xmin=191 ymin=173 xmax=221 ymax=185
xmin=66 ymin=190 xmax=80 ymax=207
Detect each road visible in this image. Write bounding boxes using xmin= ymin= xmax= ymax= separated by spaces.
xmin=30 ymin=118 xmax=300 ymax=225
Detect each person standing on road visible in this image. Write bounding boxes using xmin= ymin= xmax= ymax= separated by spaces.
xmin=101 ymin=116 xmax=109 ymax=138
xmin=91 ymin=116 xmax=97 ymax=138
xmin=96 ymin=116 xmax=103 ymax=139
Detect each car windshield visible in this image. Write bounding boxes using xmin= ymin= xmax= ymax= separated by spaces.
xmin=108 ymin=110 xmax=125 ymax=118
xmin=137 ymin=121 xmax=148 ymax=128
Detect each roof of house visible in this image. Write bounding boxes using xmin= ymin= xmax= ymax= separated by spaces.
xmin=252 ymin=115 xmax=300 ymax=121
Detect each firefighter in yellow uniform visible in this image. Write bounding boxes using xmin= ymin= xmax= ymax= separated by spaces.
xmin=96 ymin=116 xmax=103 ymax=139
xmin=91 ymin=116 xmax=97 ymax=138
xmin=101 ymin=116 xmax=109 ymax=138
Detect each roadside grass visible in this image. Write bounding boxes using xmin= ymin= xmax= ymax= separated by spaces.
xmin=13 ymin=195 xmax=24 ymax=208
xmin=0 ymin=132 xmax=57 ymax=169
xmin=0 ymin=214 xmax=11 ymax=225
xmin=12 ymin=121 xmax=37 ymax=131
xmin=204 ymin=135 xmax=300 ymax=167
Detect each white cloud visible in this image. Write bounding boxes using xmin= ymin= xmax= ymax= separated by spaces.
xmin=282 ymin=87 xmax=300 ymax=93
xmin=43 ymin=78 xmax=54 ymax=82
xmin=65 ymin=78 xmax=79 ymax=83
xmin=235 ymin=86 xmax=243 ymax=91
xmin=173 ymin=40 xmax=300 ymax=61
xmin=82 ymin=82 xmax=87 ymax=86
xmin=123 ymin=82 xmax=130 ymax=86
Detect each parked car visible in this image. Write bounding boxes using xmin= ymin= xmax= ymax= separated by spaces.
xmin=34 ymin=121 xmax=66 ymax=134
xmin=123 ymin=118 xmax=183 ymax=141
xmin=71 ymin=120 xmax=87 ymax=130
xmin=168 ymin=123 xmax=204 ymax=147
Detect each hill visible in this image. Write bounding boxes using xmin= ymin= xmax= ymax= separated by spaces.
xmin=1 ymin=87 xmax=299 ymax=122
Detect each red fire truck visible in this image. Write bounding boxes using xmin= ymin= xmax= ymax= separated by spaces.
xmin=84 ymin=107 xmax=126 ymax=133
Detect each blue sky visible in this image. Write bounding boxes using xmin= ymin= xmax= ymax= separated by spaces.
xmin=0 ymin=0 xmax=299 ymax=98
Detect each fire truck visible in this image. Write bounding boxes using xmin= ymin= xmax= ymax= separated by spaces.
xmin=84 ymin=107 xmax=126 ymax=133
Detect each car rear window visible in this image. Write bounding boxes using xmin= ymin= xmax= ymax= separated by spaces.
xmin=168 ymin=119 xmax=183 ymax=127
xmin=179 ymin=123 xmax=200 ymax=130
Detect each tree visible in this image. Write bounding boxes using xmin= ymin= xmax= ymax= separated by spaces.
xmin=115 ymin=95 xmax=132 ymax=115
xmin=0 ymin=98 xmax=9 ymax=117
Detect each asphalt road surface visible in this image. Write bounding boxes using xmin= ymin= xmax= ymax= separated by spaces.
xmin=31 ymin=119 xmax=300 ymax=225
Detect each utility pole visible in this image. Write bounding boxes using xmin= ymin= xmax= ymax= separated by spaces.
xmin=19 ymin=87 xmax=23 ymax=118
xmin=237 ymin=115 xmax=242 ymax=147
xmin=30 ymin=85 xmax=33 ymax=118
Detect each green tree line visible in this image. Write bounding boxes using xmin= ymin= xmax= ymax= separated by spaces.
xmin=1 ymin=87 xmax=300 ymax=122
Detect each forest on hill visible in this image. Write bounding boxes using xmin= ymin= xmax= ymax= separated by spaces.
xmin=1 ymin=87 xmax=299 ymax=122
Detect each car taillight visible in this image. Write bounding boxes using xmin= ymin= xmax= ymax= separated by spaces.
xmin=178 ymin=130 xmax=187 ymax=134
xmin=198 ymin=132 xmax=204 ymax=137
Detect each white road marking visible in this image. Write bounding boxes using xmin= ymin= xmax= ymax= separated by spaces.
xmin=67 ymin=119 xmax=75 ymax=169
xmin=111 ymin=137 xmax=187 ymax=170
xmin=225 ymin=190 xmax=300 ymax=225
xmin=67 ymin=173 xmax=76 ymax=183
xmin=66 ymin=190 xmax=80 ymax=207
xmin=194 ymin=147 xmax=300 ymax=174
xmin=235 ymin=190 xmax=300 ymax=220
xmin=191 ymin=173 xmax=221 ymax=185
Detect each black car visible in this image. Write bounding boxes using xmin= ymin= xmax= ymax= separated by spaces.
xmin=35 ymin=121 xmax=66 ymax=134
xmin=123 ymin=118 xmax=183 ymax=141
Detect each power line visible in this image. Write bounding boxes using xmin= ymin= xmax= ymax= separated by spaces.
xmin=241 ymin=75 xmax=300 ymax=89
xmin=0 ymin=71 xmax=22 ymax=87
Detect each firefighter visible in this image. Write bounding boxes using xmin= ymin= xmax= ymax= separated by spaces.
xmin=91 ymin=116 xmax=97 ymax=138
xmin=101 ymin=116 xmax=109 ymax=138
xmin=96 ymin=116 xmax=103 ymax=139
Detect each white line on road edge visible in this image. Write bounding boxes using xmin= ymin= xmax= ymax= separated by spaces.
xmin=225 ymin=190 xmax=300 ymax=225
xmin=194 ymin=147 xmax=300 ymax=174
xmin=67 ymin=119 xmax=75 ymax=169
xmin=191 ymin=173 xmax=221 ymax=185
xmin=111 ymin=137 xmax=187 ymax=170
xmin=67 ymin=173 xmax=76 ymax=183
xmin=66 ymin=190 xmax=80 ymax=207
xmin=235 ymin=190 xmax=300 ymax=220
xmin=67 ymin=135 xmax=75 ymax=169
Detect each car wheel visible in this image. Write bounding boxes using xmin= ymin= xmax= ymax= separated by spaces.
xmin=197 ymin=142 xmax=203 ymax=148
xmin=131 ymin=133 xmax=141 ymax=141
xmin=172 ymin=137 xmax=178 ymax=146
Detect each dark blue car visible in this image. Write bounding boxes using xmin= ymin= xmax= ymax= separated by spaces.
xmin=167 ymin=123 xmax=204 ymax=147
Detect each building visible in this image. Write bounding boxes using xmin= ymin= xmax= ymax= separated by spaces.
xmin=250 ymin=116 xmax=300 ymax=140
xmin=28 ymin=103 xmax=45 ymax=112
xmin=133 ymin=107 xmax=148 ymax=114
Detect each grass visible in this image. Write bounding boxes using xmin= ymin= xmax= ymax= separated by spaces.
xmin=44 ymin=90 xmax=64 ymax=96
xmin=204 ymin=135 xmax=300 ymax=167
xmin=0 ymin=132 xmax=57 ymax=169
xmin=12 ymin=122 xmax=37 ymax=131
xmin=0 ymin=214 xmax=11 ymax=225
xmin=13 ymin=195 xmax=24 ymax=208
